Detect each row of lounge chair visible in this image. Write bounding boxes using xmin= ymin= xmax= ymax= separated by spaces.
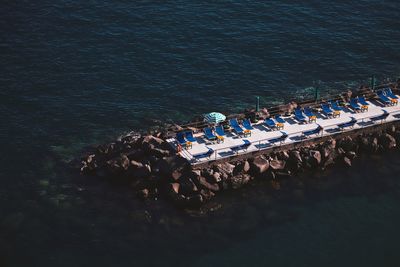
xmin=377 ymin=88 xmax=398 ymax=106
xmin=176 ymin=89 xmax=398 ymax=152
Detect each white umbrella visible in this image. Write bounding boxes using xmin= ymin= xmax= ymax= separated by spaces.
xmin=204 ymin=112 xmax=226 ymax=124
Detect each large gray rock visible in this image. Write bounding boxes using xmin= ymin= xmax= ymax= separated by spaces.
xmin=309 ymin=150 xmax=322 ymax=166
xmin=269 ymin=159 xmax=286 ymax=170
xmin=342 ymin=157 xmax=352 ymax=167
xmin=230 ymin=174 xmax=251 ymax=189
xmin=379 ymin=133 xmax=396 ymax=149
xmin=234 ymin=160 xmax=250 ymax=174
xmin=214 ymin=162 xmax=235 ymax=177
xmin=250 ymin=156 xmax=270 ymax=175
xmin=193 ymin=176 xmax=219 ymax=192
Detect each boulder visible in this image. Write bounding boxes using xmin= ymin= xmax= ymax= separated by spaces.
xmin=193 ymin=176 xmax=219 ymax=192
xmin=211 ymin=172 xmax=221 ymax=183
xmin=148 ymin=147 xmax=171 ymax=158
xmin=171 ymin=169 xmax=183 ymax=181
xmin=234 ymin=160 xmax=250 ymax=174
xmin=346 ymin=151 xmax=357 ymax=160
xmin=309 ymin=150 xmax=322 ymax=166
xmin=269 ymin=159 xmax=286 ymax=170
xmin=338 ymin=136 xmax=358 ymax=152
xmin=137 ymin=188 xmax=150 ymax=199
xmin=179 ymin=178 xmax=198 ymax=195
xmin=214 ymin=162 xmax=235 ymax=177
xmin=119 ymin=155 xmax=130 ymax=170
xmin=379 ymin=133 xmax=396 ymax=149
xmin=130 ymin=160 xmax=144 ymax=169
xmin=250 ymin=156 xmax=270 ymax=175
xmin=230 ymin=174 xmax=251 ymax=189
xmin=199 ymin=189 xmax=215 ymax=201
xmin=343 ymin=157 xmax=352 ymax=167
xmin=128 ymin=163 xmax=151 ymax=179
xmin=371 ymin=137 xmax=379 ymax=152
xmin=185 ymin=194 xmax=204 ymax=207
xmin=201 ymin=168 xmax=214 ymax=179
xmin=156 ymin=156 xmax=187 ymax=177
xmin=277 ymin=151 xmax=290 ymax=161
xmin=287 ymin=150 xmax=302 ymax=171
xmin=169 ymin=183 xmax=180 ymax=195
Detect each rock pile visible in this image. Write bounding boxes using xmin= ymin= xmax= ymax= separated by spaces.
xmin=80 ymin=124 xmax=400 ymax=208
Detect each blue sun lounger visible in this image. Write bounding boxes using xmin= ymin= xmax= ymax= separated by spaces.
xmin=321 ymin=103 xmax=334 ymax=117
xmin=384 ymin=88 xmax=398 ymax=99
xmin=215 ymin=125 xmax=226 ymax=137
xmin=357 ymin=96 xmax=369 ymax=106
xmin=184 ymin=131 xmax=197 ymax=143
xmin=330 ymin=101 xmax=343 ymax=112
xmin=176 ymin=132 xmax=187 ymax=146
xmin=294 ymin=108 xmax=307 ymax=123
xmin=231 ymin=139 xmax=251 ymax=153
xmin=302 ymin=125 xmax=323 ymax=138
xmin=304 ymin=107 xmax=315 ymax=117
xmin=337 ymin=117 xmax=357 ymax=130
xmin=304 ymin=107 xmax=316 ymax=122
xmin=191 ymin=148 xmax=214 ymax=161
xmin=349 ymin=98 xmax=361 ymax=112
xmin=275 ymin=115 xmax=285 ymax=124
xmin=242 ymin=119 xmax=254 ymax=130
xmin=265 ymin=118 xmax=277 ymax=130
xmin=268 ymin=132 xmax=288 ymax=144
xmin=377 ymin=91 xmax=392 ymax=106
xmin=370 ymin=110 xmax=389 ymax=123
xmin=229 ymin=119 xmax=244 ymax=135
xmin=204 ymin=127 xmax=217 ymax=141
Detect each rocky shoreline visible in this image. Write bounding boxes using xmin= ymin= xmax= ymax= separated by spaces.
xmin=80 ymin=121 xmax=400 ymax=208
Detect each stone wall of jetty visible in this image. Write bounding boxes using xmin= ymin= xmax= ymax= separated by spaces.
xmin=80 ymin=121 xmax=400 ymax=208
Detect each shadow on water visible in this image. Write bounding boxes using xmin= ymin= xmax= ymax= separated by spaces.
xmin=2 ymin=148 xmax=400 ymax=267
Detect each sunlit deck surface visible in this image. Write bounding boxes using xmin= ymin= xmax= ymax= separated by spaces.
xmin=167 ymin=98 xmax=400 ymax=165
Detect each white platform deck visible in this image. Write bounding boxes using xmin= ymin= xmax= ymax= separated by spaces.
xmin=167 ymin=98 xmax=400 ymax=165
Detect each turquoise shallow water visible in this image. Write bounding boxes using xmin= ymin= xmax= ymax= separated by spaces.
xmin=1 ymin=1 xmax=400 ymax=266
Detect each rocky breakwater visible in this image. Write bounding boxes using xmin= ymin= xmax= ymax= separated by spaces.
xmin=80 ymin=124 xmax=400 ymax=208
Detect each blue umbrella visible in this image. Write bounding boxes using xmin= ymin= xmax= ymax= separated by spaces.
xmin=204 ymin=112 xmax=226 ymax=124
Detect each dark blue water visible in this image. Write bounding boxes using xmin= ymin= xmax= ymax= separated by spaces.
xmin=1 ymin=1 xmax=400 ymax=266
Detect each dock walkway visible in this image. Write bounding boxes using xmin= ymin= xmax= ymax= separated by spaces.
xmin=167 ymin=97 xmax=400 ymax=165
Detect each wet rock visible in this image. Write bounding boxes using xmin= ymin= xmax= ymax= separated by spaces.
xmin=338 ymin=136 xmax=358 ymax=152
xmin=193 ymin=176 xmax=219 ymax=192
xmin=149 ymin=147 xmax=171 ymax=158
xmin=126 ymin=149 xmax=146 ymax=161
xmin=201 ymin=168 xmax=214 ymax=179
xmin=185 ymin=194 xmax=204 ymax=207
xmin=199 ymin=189 xmax=215 ymax=201
xmin=277 ymin=151 xmax=290 ymax=161
xmin=128 ymin=163 xmax=151 ymax=179
xmin=171 ymin=169 xmax=183 ymax=181
xmin=190 ymin=169 xmax=201 ymax=178
xmin=288 ymin=150 xmax=302 ymax=171
xmin=309 ymin=150 xmax=322 ymax=166
xmin=211 ymin=172 xmax=221 ymax=183
xmin=230 ymin=174 xmax=251 ymax=189
xmin=346 ymin=151 xmax=357 ymax=160
xmin=234 ymin=160 xmax=250 ymax=174
xmin=169 ymin=183 xmax=180 ymax=195
xmin=214 ymin=162 xmax=235 ymax=177
xmin=371 ymin=137 xmax=379 ymax=152
xmin=343 ymin=157 xmax=352 ymax=167
xmin=156 ymin=156 xmax=187 ymax=176
xmin=179 ymin=178 xmax=198 ymax=195
xmin=137 ymin=188 xmax=150 ymax=199
xmin=269 ymin=159 xmax=286 ymax=170
xmin=250 ymin=156 xmax=270 ymax=175
xmin=379 ymin=133 xmax=396 ymax=149
xmin=130 ymin=159 xmax=144 ymax=169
